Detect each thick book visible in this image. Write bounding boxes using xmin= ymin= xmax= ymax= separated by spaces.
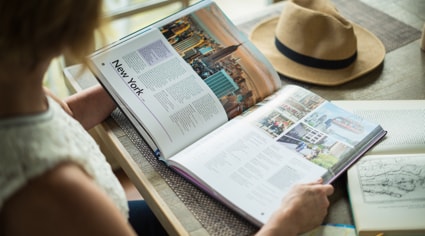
xmin=335 ymin=100 xmax=425 ymax=236
xmin=87 ymin=0 xmax=386 ymax=226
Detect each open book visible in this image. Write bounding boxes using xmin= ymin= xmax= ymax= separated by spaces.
xmin=335 ymin=100 xmax=425 ymax=236
xmin=88 ymin=0 xmax=386 ymax=226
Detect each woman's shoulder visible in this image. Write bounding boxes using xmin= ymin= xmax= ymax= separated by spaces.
xmin=0 ymin=162 xmax=135 ymax=236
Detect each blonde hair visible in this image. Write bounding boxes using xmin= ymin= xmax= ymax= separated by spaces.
xmin=0 ymin=0 xmax=103 ymax=70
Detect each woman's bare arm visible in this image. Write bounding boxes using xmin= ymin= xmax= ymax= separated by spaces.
xmin=0 ymin=163 xmax=135 ymax=236
xmin=64 ymin=85 xmax=116 ymax=130
xmin=45 ymin=84 xmax=116 ymax=130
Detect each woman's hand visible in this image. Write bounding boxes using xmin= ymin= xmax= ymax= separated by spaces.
xmin=256 ymin=179 xmax=334 ymax=236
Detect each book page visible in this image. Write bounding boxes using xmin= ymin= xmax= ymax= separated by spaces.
xmin=347 ymin=154 xmax=425 ymax=235
xmin=151 ymin=1 xmax=281 ymax=119
xmin=89 ymin=0 xmax=281 ymax=159
xmin=90 ymin=28 xmax=228 ymax=159
xmin=332 ymin=100 xmax=425 ymax=155
xmin=247 ymin=86 xmax=385 ymax=184
xmin=169 ymin=85 xmax=385 ymax=225
xmin=170 ymin=120 xmax=329 ymax=225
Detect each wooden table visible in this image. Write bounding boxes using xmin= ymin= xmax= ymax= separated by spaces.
xmin=64 ymin=1 xmax=425 ymax=235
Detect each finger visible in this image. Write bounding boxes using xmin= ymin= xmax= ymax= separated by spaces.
xmin=322 ymin=184 xmax=334 ymax=196
xmin=307 ymin=183 xmax=334 ymax=195
xmin=305 ymin=178 xmax=323 ymax=185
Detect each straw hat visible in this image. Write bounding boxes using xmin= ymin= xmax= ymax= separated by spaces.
xmin=250 ymin=0 xmax=385 ymax=86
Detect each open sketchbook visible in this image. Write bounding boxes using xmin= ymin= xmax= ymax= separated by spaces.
xmin=334 ymin=100 xmax=425 ymax=236
xmin=88 ymin=0 xmax=386 ymax=226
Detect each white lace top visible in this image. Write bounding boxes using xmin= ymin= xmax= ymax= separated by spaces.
xmin=0 ymin=97 xmax=129 ymax=217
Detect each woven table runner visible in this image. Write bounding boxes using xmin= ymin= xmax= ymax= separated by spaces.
xmin=332 ymin=0 xmax=422 ymax=52
xmin=112 ymin=1 xmax=421 ymax=235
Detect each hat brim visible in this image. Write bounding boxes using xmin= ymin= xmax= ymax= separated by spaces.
xmin=249 ymin=17 xmax=385 ymax=86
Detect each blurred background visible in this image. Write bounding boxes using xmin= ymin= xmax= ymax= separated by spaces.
xmin=45 ymin=0 xmax=279 ymax=98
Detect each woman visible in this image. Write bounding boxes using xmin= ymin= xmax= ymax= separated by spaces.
xmin=0 ymin=1 xmax=333 ymax=235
